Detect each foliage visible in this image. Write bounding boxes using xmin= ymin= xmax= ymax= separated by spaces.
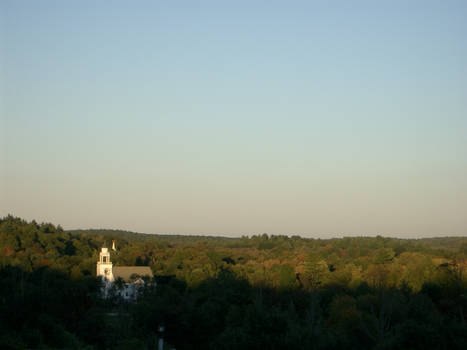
xmin=0 ymin=215 xmax=466 ymax=349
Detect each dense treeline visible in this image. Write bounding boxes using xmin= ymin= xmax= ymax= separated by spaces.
xmin=1 ymin=215 xmax=466 ymax=349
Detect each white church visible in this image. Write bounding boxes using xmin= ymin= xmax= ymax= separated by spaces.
xmin=96 ymin=244 xmax=154 ymax=301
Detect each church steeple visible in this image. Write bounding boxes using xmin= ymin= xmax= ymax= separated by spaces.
xmin=97 ymin=247 xmax=113 ymax=281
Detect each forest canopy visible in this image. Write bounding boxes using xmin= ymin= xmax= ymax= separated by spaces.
xmin=1 ymin=215 xmax=466 ymax=349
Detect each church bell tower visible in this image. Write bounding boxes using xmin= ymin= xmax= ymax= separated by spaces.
xmin=97 ymin=247 xmax=113 ymax=281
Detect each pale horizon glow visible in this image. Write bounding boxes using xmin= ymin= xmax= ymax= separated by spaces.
xmin=1 ymin=1 xmax=467 ymax=238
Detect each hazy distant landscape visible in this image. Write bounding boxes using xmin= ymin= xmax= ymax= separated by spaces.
xmin=2 ymin=1 xmax=467 ymax=349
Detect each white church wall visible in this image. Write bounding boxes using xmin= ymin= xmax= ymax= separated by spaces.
xmin=96 ymin=246 xmax=154 ymax=302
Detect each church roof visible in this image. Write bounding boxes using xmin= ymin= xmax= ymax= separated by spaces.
xmin=113 ymin=266 xmax=153 ymax=282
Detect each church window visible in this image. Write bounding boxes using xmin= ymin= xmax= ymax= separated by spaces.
xmin=103 ymin=256 xmax=107 ymax=262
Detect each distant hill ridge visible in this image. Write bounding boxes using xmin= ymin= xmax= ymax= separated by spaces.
xmin=67 ymin=228 xmax=467 ymax=251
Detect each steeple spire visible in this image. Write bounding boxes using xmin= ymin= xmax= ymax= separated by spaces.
xmin=97 ymin=247 xmax=113 ymax=281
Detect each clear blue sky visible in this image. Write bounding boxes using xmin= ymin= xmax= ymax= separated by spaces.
xmin=1 ymin=1 xmax=466 ymax=237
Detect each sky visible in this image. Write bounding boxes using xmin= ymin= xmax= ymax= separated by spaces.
xmin=1 ymin=1 xmax=466 ymax=237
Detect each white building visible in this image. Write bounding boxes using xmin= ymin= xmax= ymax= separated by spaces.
xmin=96 ymin=247 xmax=154 ymax=301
